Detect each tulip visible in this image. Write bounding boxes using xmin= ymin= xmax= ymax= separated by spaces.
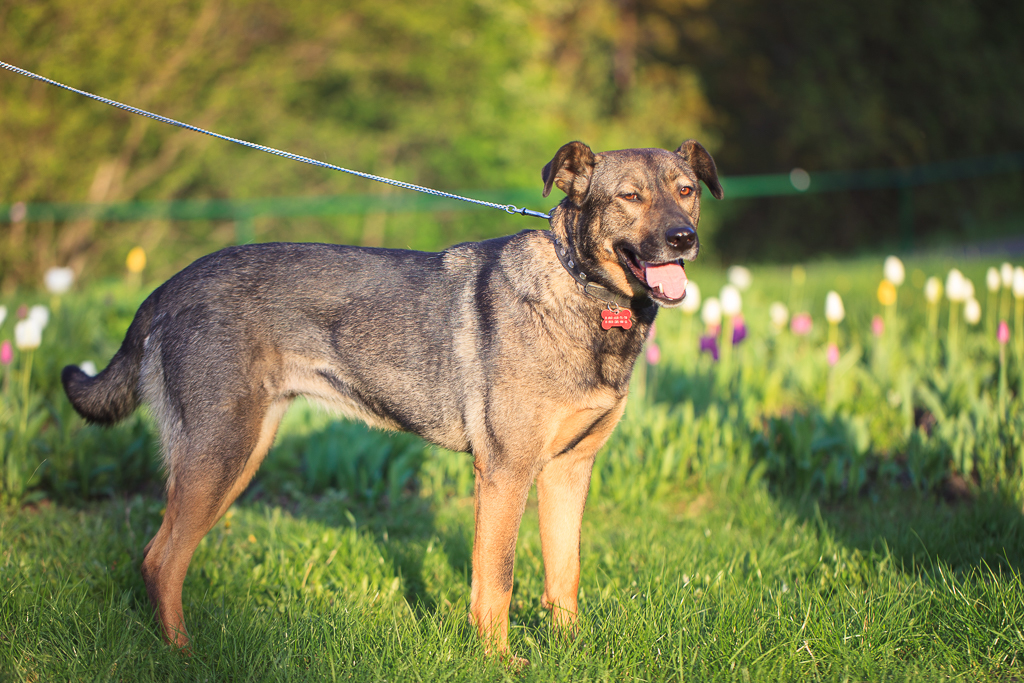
xmin=699 ymin=334 xmax=719 ymax=361
xmin=720 ymin=285 xmax=742 ymax=317
xmin=946 ymin=269 xmax=968 ymax=302
xmin=80 ymin=360 xmax=99 ymax=377
xmin=827 ymin=342 xmax=840 ymax=366
xmin=44 ymin=266 xmax=74 ymax=295
xmin=646 ymin=342 xmax=661 ymax=365
xmin=0 ymin=340 xmax=12 ymax=365
xmin=126 ymin=246 xmax=147 ymax=274
xmin=28 ymin=305 xmax=49 ymax=331
xmin=872 ymin=315 xmax=884 ymax=337
xmin=1000 ymin=262 xmax=1014 ymax=325
xmin=884 ymin=255 xmax=905 ymax=287
xmin=1015 ymin=266 xmax=1024 ymax=360
xmin=0 ymin=304 xmax=6 ymax=328
xmin=825 ymin=291 xmax=845 ymax=324
xmin=964 ymin=298 xmax=981 ymax=326
xmin=727 ymin=265 xmax=752 ymax=291
xmin=791 ymin=312 xmax=813 ymax=336
xmin=998 ymin=320 xmax=1010 ymax=419
xmin=680 ymin=281 xmax=701 ymax=350
xmin=13 ymin=319 xmax=41 ymax=434
xmin=824 ymin=291 xmax=844 ymax=360
xmin=680 ymin=281 xmax=701 ymax=314
xmin=877 ymin=280 xmax=896 ymax=307
xmin=14 ymin=319 xmax=41 ymax=351
xmin=719 ymin=286 xmax=743 ymax=372
xmin=987 ymin=267 xmax=1001 ymax=292
xmin=1002 ymin=262 xmax=1014 ymax=287
xmin=701 ymin=297 xmax=722 ymax=330
xmin=732 ymin=315 xmax=747 ymax=345
xmin=769 ymin=302 xmax=789 ymax=332
xmin=986 ymin=267 xmax=1002 ymax=336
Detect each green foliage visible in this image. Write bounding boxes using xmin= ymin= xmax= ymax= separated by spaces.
xmin=641 ymin=0 xmax=1024 ymax=260
xmin=0 ymin=0 xmax=709 ymax=288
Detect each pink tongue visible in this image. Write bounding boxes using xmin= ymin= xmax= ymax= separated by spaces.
xmin=645 ymin=262 xmax=688 ymax=300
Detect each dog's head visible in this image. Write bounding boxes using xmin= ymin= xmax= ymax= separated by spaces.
xmin=542 ymin=140 xmax=723 ymax=308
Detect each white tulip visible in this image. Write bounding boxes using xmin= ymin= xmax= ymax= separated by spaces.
xmin=964 ymin=298 xmax=981 ymax=325
xmin=825 ymin=290 xmax=845 ymax=324
xmin=1014 ymin=266 xmax=1024 ymax=298
xmin=28 ymin=304 xmax=50 ymax=330
xmin=681 ymin=281 xmax=702 ymax=314
xmin=986 ymin=267 xmax=1001 ymax=293
xmin=0 ymin=304 xmax=6 ymax=328
xmin=946 ymin=269 xmax=968 ymax=303
xmin=720 ymin=284 xmax=742 ymax=317
xmin=44 ymin=266 xmax=75 ymax=295
xmin=1002 ymin=262 xmax=1014 ymax=288
xmin=80 ymin=360 xmax=99 ymax=377
xmin=727 ymin=265 xmax=752 ymax=291
xmin=701 ymin=297 xmax=722 ymax=327
xmin=769 ymin=302 xmax=789 ymax=330
xmin=924 ymin=276 xmax=943 ymax=304
xmin=883 ymin=256 xmax=905 ymax=286
xmin=14 ymin=319 xmax=42 ymax=350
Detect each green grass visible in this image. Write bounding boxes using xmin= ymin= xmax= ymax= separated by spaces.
xmin=4 ymin=474 xmax=1024 ymax=681
xmin=2 ymin=250 xmax=1024 ymax=679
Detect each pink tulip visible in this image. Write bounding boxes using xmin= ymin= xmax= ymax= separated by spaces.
xmin=872 ymin=315 xmax=884 ymax=337
xmin=646 ymin=342 xmax=661 ymax=365
xmin=827 ymin=343 xmax=840 ymax=366
xmin=999 ymin=320 xmax=1010 ymax=345
xmin=791 ymin=312 xmax=813 ymax=336
xmin=0 ymin=340 xmax=12 ymax=365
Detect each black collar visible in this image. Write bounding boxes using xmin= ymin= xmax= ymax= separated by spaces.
xmin=551 ymin=235 xmax=643 ymax=310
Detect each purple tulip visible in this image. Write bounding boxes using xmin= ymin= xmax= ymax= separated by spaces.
xmin=731 ymin=315 xmax=747 ymax=345
xmin=700 ymin=334 xmax=719 ymax=361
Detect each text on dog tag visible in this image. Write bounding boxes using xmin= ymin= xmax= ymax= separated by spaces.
xmin=601 ymin=308 xmax=632 ymax=330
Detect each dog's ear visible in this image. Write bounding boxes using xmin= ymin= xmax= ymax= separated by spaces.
xmin=675 ymin=140 xmax=724 ymax=200
xmin=542 ymin=141 xmax=597 ymax=200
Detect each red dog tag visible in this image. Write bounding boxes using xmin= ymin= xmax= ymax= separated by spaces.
xmin=601 ymin=308 xmax=632 ymax=330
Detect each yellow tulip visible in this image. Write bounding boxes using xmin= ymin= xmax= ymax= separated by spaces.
xmin=877 ymin=279 xmax=897 ymax=307
xmin=126 ymin=246 xmax=147 ymax=274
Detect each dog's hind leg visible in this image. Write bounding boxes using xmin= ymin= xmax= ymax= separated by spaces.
xmin=141 ymin=397 xmax=289 ymax=649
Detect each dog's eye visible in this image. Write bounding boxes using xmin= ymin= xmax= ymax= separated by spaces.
xmin=621 ymin=192 xmax=641 ymax=202
xmin=679 ymin=186 xmax=693 ymax=197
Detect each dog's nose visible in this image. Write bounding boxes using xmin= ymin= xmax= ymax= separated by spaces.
xmin=665 ymin=225 xmax=697 ymax=251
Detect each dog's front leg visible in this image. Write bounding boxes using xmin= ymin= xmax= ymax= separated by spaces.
xmin=469 ymin=464 xmax=532 ymax=656
xmin=536 ymin=402 xmax=626 ymax=634
xmin=535 ymin=449 xmax=597 ymax=633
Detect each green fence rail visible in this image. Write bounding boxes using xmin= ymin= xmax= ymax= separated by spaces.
xmin=3 ymin=151 xmax=1023 ymax=224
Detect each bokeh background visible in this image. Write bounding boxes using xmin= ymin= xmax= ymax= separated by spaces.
xmin=2 ymin=0 xmax=1023 ymax=290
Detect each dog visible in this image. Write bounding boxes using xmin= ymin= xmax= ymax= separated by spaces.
xmin=62 ymin=139 xmax=723 ymax=657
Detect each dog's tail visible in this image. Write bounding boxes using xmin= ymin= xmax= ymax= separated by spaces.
xmin=62 ymin=293 xmax=159 ymax=425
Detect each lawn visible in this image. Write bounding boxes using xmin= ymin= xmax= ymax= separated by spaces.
xmin=2 ymin=251 xmax=1024 ymax=681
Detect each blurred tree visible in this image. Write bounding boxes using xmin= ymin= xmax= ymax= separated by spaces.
xmin=638 ymin=0 xmax=1024 ymax=261
xmin=0 ymin=0 xmax=709 ymax=287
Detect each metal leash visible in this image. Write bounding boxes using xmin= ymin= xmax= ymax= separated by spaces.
xmin=0 ymin=60 xmax=552 ymax=220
